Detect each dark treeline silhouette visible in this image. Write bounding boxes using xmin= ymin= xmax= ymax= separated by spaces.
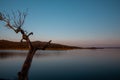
xmin=0 ymin=40 xmax=82 ymax=50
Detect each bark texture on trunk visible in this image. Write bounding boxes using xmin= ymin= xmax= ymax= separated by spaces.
xmin=18 ymin=48 xmax=37 ymax=80
xmin=18 ymin=40 xmax=51 ymax=80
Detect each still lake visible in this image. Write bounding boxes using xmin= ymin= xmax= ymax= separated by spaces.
xmin=0 ymin=49 xmax=120 ymax=80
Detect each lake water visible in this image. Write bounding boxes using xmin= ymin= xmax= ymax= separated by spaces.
xmin=0 ymin=49 xmax=120 ymax=80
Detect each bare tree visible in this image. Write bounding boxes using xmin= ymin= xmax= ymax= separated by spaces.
xmin=0 ymin=10 xmax=52 ymax=80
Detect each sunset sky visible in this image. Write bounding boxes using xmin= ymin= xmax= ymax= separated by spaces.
xmin=0 ymin=0 xmax=120 ymax=47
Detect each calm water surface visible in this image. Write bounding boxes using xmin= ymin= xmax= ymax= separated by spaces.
xmin=0 ymin=49 xmax=120 ymax=80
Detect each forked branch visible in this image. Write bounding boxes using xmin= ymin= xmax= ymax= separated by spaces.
xmin=0 ymin=11 xmax=33 ymax=48
xmin=0 ymin=11 xmax=27 ymax=32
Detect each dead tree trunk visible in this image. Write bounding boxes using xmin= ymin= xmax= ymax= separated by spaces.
xmin=18 ymin=48 xmax=36 ymax=80
xmin=18 ymin=39 xmax=51 ymax=80
xmin=0 ymin=11 xmax=52 ymax=80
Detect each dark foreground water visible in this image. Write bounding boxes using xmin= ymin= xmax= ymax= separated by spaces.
xmin=0 ymin=49 xmax=120 ymax=80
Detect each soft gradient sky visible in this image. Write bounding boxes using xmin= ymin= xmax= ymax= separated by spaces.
xmin=0 ymin=0 xmax=120 ymax=47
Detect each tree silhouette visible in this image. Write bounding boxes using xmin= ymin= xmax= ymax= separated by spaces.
xmin=0 ymin=10 xmax=52 ymax=80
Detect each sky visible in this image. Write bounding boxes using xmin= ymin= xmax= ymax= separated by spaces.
xmin=0 ymin=0 xmax=120 ymax=47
